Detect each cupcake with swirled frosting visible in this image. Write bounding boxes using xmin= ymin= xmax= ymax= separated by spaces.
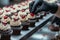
xmin=0 ymin=15 xmax=13 ymax=40
xmin=10 ymin=13 xmax=22 ymax=35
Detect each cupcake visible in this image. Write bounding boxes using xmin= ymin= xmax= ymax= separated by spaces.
xmin=27 ymin=13 xmax=36 ymax=27
xmin=10 ymin=13 xmax=22 ymax=35
xmin=0 ymin=16 xmax=13 ymax=40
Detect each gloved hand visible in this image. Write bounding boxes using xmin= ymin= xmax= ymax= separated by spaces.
xmin=29 ymin=0 xmax=58 ymax=14
xmin=35 ymin=1 xmax=58 ymax=14
xmin=29 ymin=0 xmax=43 ymax=13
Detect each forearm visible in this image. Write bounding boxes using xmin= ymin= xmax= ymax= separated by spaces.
xmin=55 ymin=3 xmax=60 ymax=18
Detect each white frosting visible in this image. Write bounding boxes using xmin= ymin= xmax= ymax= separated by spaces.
xmin=3 ymin=11 xmax=11 ymax=15
xmin=0 ymin=14 xmax=3 ymax=18
xmin=0 ymin=10 xmax=3 ymax=13
xmin=1 ymin=16 xmax=10 ymax=22
xmin=10 ymin=8 xmax=17 ymax=13
xmin=25 ymin=9 xmax=30 ymax=13
xmin=0 ymin=23 xmax=11 ymax=30
xmin=27 ymin=14 xmax=35 ymax=19
xmin=10 ymin=15 xmax=21 ymax=26
xmin=3 ymin=7 xmax=10 ymax=11
xmin=0 ymin=10 xmax=3 ymax=18
xmin=0 ymin=18 xmax=11 ymax=30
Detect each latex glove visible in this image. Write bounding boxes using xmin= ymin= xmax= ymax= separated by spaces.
xmin=35 ymin=1 xmax=58 ymax=14
xmin=29 ymin=0 xmax=43 ymax=13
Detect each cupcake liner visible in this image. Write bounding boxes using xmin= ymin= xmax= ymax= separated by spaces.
xmin=0 ymin=29 xmax=13 ymax=40
xmin=27 ymin=20 xmax=36 ymax=27
xmin=11 ymin=25 xmax=21 ymax=27
xmin=21 ymin=22 xmax=30 ymax=30
xmin=11 ymin=26 xmax=22 ymax=35
xmin=0 ymin=29 xmax=13 ymax=35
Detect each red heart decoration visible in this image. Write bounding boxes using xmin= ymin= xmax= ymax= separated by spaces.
xmin=30 ymin=13 xmax=34 ymax=17
xmin=4 ymin=16 xmax=8 ymax=19
xmin=21 ymin=15 xmax=26 ymax=19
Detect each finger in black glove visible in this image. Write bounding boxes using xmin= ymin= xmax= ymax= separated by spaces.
xmin=35 ymin=1 xmax=58 ymax=14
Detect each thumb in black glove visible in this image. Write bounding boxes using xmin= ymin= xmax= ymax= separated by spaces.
xmin=35 ymin=1 xmax=58 ymax=14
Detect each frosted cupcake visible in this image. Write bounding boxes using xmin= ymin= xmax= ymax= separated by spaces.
xmin=18 ymin=11 xmax=30 ymax=30
xmin=27 ymin=13 xmax=36 ymax=27
xmin=10 ymin=13 xmax=22 ymax=35
xmin=0 ymin=16 xmax=13 ymax=40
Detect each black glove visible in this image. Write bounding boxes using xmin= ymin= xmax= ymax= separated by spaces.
xmin=29 ymin=0 xmax=43 ymax=13
xmin=35 ymin=1 xmax=58 ymax=14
